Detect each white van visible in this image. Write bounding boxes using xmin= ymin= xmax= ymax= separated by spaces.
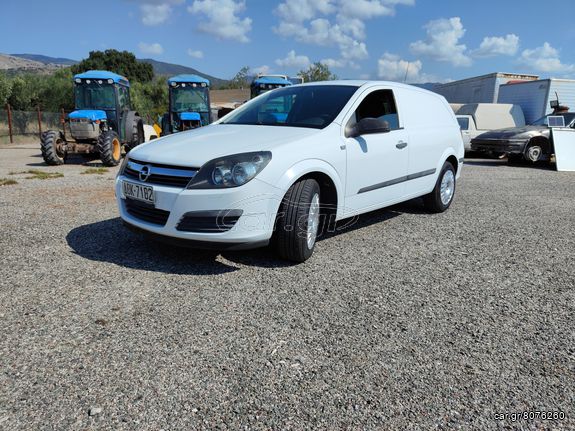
xmin=116 ymin=81 xmax=464 ymax=262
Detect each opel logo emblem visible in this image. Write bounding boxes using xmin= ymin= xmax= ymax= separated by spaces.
xmin=139 ymin=165 xmax=152 ymax=182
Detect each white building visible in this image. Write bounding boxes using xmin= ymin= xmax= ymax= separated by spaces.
xmin=433 ymin=72 xmax=538 ymax=104
xmin=498 ymin=79 xmax=575 ymax=123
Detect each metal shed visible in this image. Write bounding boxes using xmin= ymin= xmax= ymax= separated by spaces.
xmin=497 ymin=79 xmax=575 ymax=123
xmin=433 ymin=72 xmax=538 ymax=104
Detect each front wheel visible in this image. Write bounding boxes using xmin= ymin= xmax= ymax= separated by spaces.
xmin=423 ymin=162 xmax=456 ymax=213
xmin=40 ymin=130 xmax=65 ymax=165
xmin=97 ymin=130 xmax=122 ymax=166
xmin=274 ymin=178 xmax=321 ymax=262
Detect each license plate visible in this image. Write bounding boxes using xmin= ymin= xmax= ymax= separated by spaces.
xmin=122 ymin=180 xmax=155 ymax=204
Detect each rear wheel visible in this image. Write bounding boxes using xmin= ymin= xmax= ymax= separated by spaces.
xmin=161 ymin=114 xmax=171 ymax=136
xmin=40 ymin=130 xmax=65 ymax=165
xmin=97 ymin=130 xmax=121 ymax=166
xmin=275 ymin=178 xmax=321 ymax=262
xmin=423 ymin=161 xmax=456 ymax=213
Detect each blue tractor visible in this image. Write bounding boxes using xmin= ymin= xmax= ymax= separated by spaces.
xmin=161 ymin=74 xmax=211 ymax=135
xmin=41 ymin=70 xmax=145 ymax=166
xmin=250 ymin=75 xmax=293 ymax=99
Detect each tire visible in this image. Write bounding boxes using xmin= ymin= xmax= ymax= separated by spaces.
xmin=275 ymin=178 xmax=321 ymax=262
xmin=40 ymin=130 xmax=65 ymax=165
xmin=132 ymin=116 xmax=145 ymax=148
xmin=524 ymin=142 xmax=543 ymax=163
xmin=97 ymin=130 xmax=122 ymax=166
xmin=423 ymin=161 xmax=456 ymax=213
xmin=161 ymin=113 xmax=171 ymax=136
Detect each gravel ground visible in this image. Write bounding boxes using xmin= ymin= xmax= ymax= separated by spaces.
xmin=1 ymin=144 xmax=574 ymax=430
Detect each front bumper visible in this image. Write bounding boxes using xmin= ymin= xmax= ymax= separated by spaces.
xmin=115 ymin=175 xmax=283 ymax=247
xmin=470 ymin=139 xmax=527 ymax=154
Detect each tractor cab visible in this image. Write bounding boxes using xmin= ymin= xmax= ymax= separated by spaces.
xmin=71 ymin=70 xmax=131 ymax=142
xmin=162 ymin=74 xmax=211 ymax=135
xmin=250 ymin=75 xmax=292 ymax=99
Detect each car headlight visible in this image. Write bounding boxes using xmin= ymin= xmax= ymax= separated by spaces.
xmin=187 ymin=151 xmax=272 ymax=189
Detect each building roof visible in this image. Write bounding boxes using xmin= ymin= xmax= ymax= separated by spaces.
xmin=73 ymin=70 xmax=130 ymax=86
xmin=435 ymin=72 xmax=539 ymax=88
xmin=168 ymin=74 xmax=210 ymax=85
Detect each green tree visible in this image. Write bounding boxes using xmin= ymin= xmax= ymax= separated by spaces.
xmin=131 ymin=77 xmax=168 ymax=121
xmin=0 ymin=72 xmax=12 ymax=107
xmin=227 ymin=66 xmax=250 ymax=89
xmin=299 ymin=62 xmax=337 ymax=82
xmin=71 ymin=49 xmax=154 ymax=83
xmin=7 ymin=75 xmax=41 ymax=110
xmin=38 ymin=68 xmax=74 ymax=111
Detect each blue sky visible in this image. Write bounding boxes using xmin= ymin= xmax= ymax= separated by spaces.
xmin=2 ymin=0 xmax=574 ymax=82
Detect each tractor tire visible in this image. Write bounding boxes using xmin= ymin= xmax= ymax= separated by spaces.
xmin=161 ymin=114 xmax=171 ymax=136
xmin=41 ymin=130 xmax=65 ymax=165
xmin=131 ymin=116 xmax=145 ymax=149
xmin=97 ymin=130 xmax=122 ymax=167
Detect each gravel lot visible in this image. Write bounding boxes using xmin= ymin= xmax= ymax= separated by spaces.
xmin=1 ymin=144 xmax=574 ymax=430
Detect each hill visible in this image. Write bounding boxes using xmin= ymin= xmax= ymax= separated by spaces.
xmin=4 ymin=53 xmax=228 ymax=87
xmin=138 ymin=58 xmax=227 ymax=87
xmin=11 ymin=53 xmax=78 ymax=66
xmin=0 ymin=53 xmax=64 ymax=73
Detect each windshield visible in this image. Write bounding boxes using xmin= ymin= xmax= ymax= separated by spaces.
xmin=74 ymin=82 xmax=116 ymax=110
xmin=222 ymin=85 xmax=359 ymax=129
xmin=251 ymin=83 xmax=289 ymax=98
xmin=530 ymin=112 xmax=575 ymax=126
xmin=171 ymin=86 xmax=209 ymax=113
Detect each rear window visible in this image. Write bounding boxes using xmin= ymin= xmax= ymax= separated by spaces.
xmin=457 ymin=117 xmax=469 ymax=130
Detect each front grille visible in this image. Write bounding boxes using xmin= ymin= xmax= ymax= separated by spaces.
xmin=124 ymin=158 xmax=198 ymax=188
xmin=124 ymin=198 xmax=170 ymax=226
xmin=176 ymin=210 xmax=243 ymax=233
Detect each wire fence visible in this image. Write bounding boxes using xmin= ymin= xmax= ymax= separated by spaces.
xmin=0 ymin=105 xmax=67 ymax=144
xmin=0 ymin=105 xmax=158 ymax=145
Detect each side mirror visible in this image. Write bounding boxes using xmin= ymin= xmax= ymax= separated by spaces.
xmin=348 ymin=118 xmax=390 ymax=138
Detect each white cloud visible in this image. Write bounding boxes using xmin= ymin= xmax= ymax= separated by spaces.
xmin=138 ymin=42 xmax=164 ymax=56
xmin=274 ymin=0 xmax=413 ymax=68
xmin=275 ymin=50 xmax=311 ymax=69
xmin=251 ymin=65 xmax=272 ymax=75
xmin=410 ymin=17 xmax=472 ymax=67
xmin=139 ymin=0 xmax=183 ymax=26
xmin=187 ymin=49 xmax=204 ymax=59
xmin=377 ymin=52 xmax=439 ymax=83
xmin=321 ymin=58 xmax=346 ymax=68
xmin=188 ymin=0 xmax=252 ymax=42
xmin=473 ymin=34 xmax=519 ymax=58
xmin=519 ymin=43 xmax=575 ymax=73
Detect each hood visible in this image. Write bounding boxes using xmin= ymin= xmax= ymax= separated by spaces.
xmin=68 ymin=110 xmax=107 ymax=122
xmin=129 ymin=124 xmax=319 ymax=167
xmin=179 ymin=112 xmax=201 ymax=121
xmin=476 ymin=125 xmax=548 ymax=140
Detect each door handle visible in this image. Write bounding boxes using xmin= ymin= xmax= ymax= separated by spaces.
xmin=396 ymin=141 xmax=408 ymax=149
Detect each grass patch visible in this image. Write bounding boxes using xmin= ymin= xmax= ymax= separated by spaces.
xmin=0 ymin=178 xmax=18 ymax=186
xmin=10 ymin=170 xmax=64 ymax=180
xmin=82 ymin=168 xmax=109 ymax=175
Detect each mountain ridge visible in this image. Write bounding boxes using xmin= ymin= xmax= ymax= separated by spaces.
xmin=4 ymin=53 xmax=228 ymax=87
